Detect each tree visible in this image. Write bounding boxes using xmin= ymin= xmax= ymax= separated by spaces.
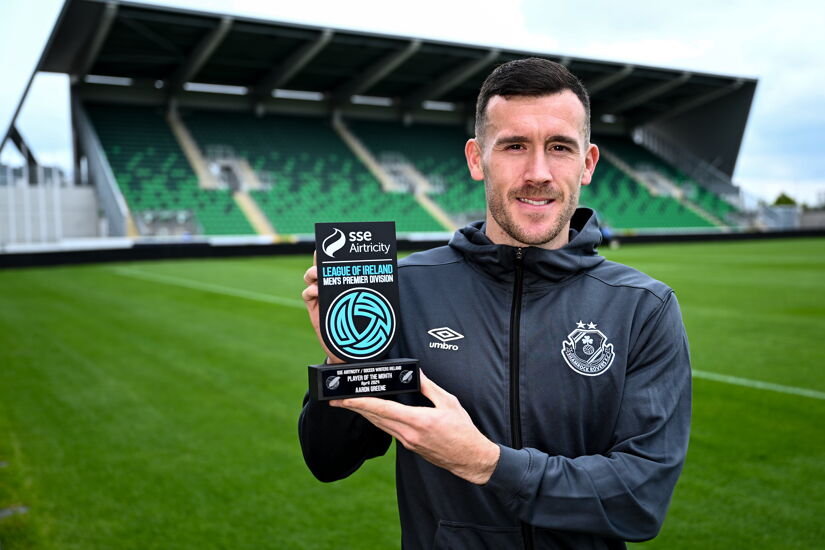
xmin=773 ymin=192 xmax=796 ymax=206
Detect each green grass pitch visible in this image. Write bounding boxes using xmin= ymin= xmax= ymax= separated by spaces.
xmin=1 ymin=238 xmax=824 ymax=549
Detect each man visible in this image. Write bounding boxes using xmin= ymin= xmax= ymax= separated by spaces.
xmin=299 ymin=57 xmax=691 ymax=550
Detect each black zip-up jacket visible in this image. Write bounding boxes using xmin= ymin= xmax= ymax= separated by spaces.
xmin=299 ymin=208 xmax=692 ymax=550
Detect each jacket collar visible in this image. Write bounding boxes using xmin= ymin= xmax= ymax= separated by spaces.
xmin=448 ymin=207 xmax=605 ymax=285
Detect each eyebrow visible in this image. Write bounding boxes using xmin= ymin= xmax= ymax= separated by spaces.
xmin=494 ymin=134 xmax=580 ymax=150
xmin=494 ymin=135 xmax=530 ymax=147
xmin=547 ymin=135 xmax=580 ymax=149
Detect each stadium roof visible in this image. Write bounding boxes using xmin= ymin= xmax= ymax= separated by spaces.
xmin=23 ymin=0 xmax=758 ymax=176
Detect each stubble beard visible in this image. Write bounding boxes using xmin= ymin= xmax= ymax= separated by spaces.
xmin=485 ymin=176 xmax=580 ymax=247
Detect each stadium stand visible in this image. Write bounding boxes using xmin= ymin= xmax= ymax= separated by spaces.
xmin=85 ymin=104 xmax=253 ymax=235
xmin=349 ymin=119 xmax=719 ymax=231
xmin=581 ymin=151 xmax=715 ymax=230
xmin=348 ymin=120 xmax=486 ymax=223
xmin=4 ymin=0 xmax=756 ymax=245
xmin=597 ymin=136 xmax=738 ymax=224
xmin=182 ymin=110 xmax=443 ymax=234
xmin=84 ymin=103 xmax=728 ymax=236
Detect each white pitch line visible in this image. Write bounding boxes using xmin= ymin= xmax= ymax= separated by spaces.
xmin=693 ymin=369 xmax=825 ymax=401
xmin=111 ymin=267 xmax=305 ymax=309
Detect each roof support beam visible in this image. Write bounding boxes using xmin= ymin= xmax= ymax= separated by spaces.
xmin=638 ymin=78 xmax=746 ymax=126
xmin=605 ymin=72 xmax=692 ymax=114
xmin=8 ymin=126 xmax=39 ymax=184
xmin=333 ymin=39 xmax=421 ymax=102
xmin=73 ymin=0 xmax=119 ymax=83
xmin=251 ymin=29 xmax=334 ymax=99
xmin=404 ymin=48 xmax=500 ymax=107
xmin=168 ymin=16 xmax=233 ymax=92
xmin=8 ymin=126 xmax=38 ymax=166
xmin=587 ymin=64 xmax=634 ymax=96
xmin=119 ymin=13 xmax=181 ymax=55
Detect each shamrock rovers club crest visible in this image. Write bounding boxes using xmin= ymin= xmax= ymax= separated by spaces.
xmin=561 ymin=321 xmax=615 ymax=376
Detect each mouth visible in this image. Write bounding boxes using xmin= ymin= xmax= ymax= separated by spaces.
xmin=517 ymin=197 xmax=554 ymax=206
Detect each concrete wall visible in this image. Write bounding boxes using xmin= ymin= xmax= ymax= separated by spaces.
xmin=0 ymin=185 xmax=99 ymax=245
xmin=801 ymin=209 xmax=825 ymax=229
xmin=758 ymin=204 xmax=801 ymax=230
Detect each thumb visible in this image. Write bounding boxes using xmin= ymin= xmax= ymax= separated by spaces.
xmin=418 ymin=370 xmax=454 ymax=408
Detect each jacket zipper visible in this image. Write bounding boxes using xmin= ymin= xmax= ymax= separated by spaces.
xmin=509 ymin=247 xmax=534 ymax=550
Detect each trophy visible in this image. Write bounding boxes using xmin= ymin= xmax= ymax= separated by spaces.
xmin=308 ymin=221 xmax=420 ymax=401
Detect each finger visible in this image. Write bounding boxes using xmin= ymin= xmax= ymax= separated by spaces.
xmin=352 ymin=409 xmax=409 ymax=441
xmin=328 ymin=397 xmax=378 ymax=408
xmin=335 ymin=396 xmax=419 ymax=422
xmin=334 ymin=403 xmax=421 ymax=446
xmin=301 ymin=285 xmax=318 ymax=303
xmin=329 ymin=399 xmax=406 ymax=434
xmin=313 ymin=250 xmax=317 ymax=267
xmin=303 ymin=265 xmax=318 ymax=285
xmin=418 ymin=370 xmax=454 ymax=408
xmin=333 ymin=396 xmax=395 ymax=413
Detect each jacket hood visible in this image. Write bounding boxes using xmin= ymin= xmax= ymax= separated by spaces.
xmin=448 ymin=207 xmax=605 ymax=285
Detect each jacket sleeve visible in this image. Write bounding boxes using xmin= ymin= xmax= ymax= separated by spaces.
xmin=484 ymin=292 xmax=692 ymax=541
xmin=298 ymin=391 xmax=393 ymax=482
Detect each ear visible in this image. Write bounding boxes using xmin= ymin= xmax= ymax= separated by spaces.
xmin=581 ymin=143 xmax=599 ymax=186
xmin=465 ymin=138 xmax=485 ymax=182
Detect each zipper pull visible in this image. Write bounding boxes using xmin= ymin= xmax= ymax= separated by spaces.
xmin=515 ymin=247 xmax=523 ymax=262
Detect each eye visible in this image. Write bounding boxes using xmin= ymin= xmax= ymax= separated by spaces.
xmin=550 ymin=144 xmax=571 ymax=152
xmin=505 ymin=143 xmax=525 ymax=151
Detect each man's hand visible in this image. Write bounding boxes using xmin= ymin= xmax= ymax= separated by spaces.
xmin=330 ymin=371 xmax=500 ymax=485
xmin=301 ymin=251 xmax=344 ymax=364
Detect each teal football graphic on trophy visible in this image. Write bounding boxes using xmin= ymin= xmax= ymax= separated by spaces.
xmin=326 ymin=287 xmax=395 ymax=360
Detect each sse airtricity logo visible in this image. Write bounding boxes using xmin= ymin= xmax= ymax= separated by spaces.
xmin=322 ymin=228 xmax=346 ymax=258
xmin=326 ymin=287 xmax=396 ymax=360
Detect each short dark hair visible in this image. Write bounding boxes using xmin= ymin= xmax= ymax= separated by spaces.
xmin=474 ymin=57 xmax=591 ymax=143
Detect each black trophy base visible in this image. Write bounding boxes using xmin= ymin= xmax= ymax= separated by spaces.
xmin=308 ymin=358 xmax=419 ymax=401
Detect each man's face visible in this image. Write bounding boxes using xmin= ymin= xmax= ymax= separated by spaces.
xmin=465 ymin=91 xmax=599 ymax=249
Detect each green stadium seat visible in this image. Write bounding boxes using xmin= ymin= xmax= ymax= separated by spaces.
xmin=87 ymin=102 xmax=731 ymax=235
xmin=350 ymin=120 xmax=716 ymax=231
xmin=348 ymin=120 xmax=486 ymax=218
xmin=580 ymin=157 xmax=714 ymax=230
xmin=596 ymin=135 xmax=738 ymax=224
xmin=182 ymin=111 xmax=442 ymax=234
xmin=85 ymin=104 xmax=254 ymax=235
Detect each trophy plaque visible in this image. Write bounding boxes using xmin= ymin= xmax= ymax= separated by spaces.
xmin=308 ymin=221 xmax=420 ymax=401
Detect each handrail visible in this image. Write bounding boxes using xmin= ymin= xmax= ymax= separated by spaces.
xmin=74 ymin=100 xmax=133 ymax=236
xmin=633 ymin=128 xmax=742 ymax=209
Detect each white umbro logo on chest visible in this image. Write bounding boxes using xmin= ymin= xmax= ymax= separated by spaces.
xmin=427 ymin=327 xmax=463 ymax=351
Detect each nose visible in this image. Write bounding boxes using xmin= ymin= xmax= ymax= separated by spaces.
xmin=523 ymin=148 xmax=553 ymax=185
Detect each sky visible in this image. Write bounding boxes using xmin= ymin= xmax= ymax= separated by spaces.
xmin=2 ymin=0 xmax=824 ymax=205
